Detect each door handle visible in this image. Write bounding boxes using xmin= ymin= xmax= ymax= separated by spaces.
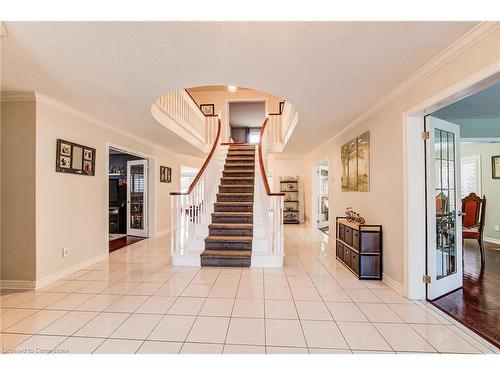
xmin=457 ymin=211 xmax=465 ymax=217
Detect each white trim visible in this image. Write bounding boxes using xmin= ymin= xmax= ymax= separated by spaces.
xmin=484 ymin=236 xmax=500 ymax=245
xmin=105 ymin=142 xmax=156 ymax=242
xmin=382 ymin=273 xmax=405 ymax=295
xmin=1 ymin=252 xmax=109 ymax=291
xmin=0 ymin=280 xmax=36 ymax=290
xmin=403 ymin=62 xmax=500 ymax=300
xmin=308 ymin=21 xmax=500 ymax=157
xmin=1 ymin=90 xmax=183 ymax=155
xmin=461 ymin=137 xmax=500 ymax=143
xmin=35 ymin=252 xmax=108 ymax=290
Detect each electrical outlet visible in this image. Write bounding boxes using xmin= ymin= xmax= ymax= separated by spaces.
xmin=62 ymin=247 xmax=70 ymax=257
xmin=495 ymin=225 xmax=500 ymax=232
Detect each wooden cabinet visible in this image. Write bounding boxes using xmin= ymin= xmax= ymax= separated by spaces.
xmin=335 ymin=217 xmax=382 ymax=280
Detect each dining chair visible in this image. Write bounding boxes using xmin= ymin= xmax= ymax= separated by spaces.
xmin=461 ymin=192 xmax=486 ymax=263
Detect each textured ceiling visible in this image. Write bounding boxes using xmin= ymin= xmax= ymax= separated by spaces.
xmin=1 ymin=22 xmax=477 ymax=156
xmin=432 ymin=83 xmax=500 ymax=121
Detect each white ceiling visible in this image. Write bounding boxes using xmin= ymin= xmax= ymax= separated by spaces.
xmin=229 ymin=101 xmax=266 ymax=128
xmin=1 ymin=22 xmax=477 ymax=156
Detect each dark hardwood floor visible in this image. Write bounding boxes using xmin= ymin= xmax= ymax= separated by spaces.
xmin=431 ymin=240 xmax=500 ymax=348
xmin=109 ymin=235 xmax=146 ymax=253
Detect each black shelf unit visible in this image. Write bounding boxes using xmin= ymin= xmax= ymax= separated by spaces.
xmin=335 ymin=216 xmax=383 ymax=280
xmin=281 ymin=178 xmax=299 ymax=224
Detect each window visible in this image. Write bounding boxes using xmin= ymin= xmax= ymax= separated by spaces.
xmin=248 ymin=128 xmax=260 ymax=144
xmin=461 ymin=155 xmax=481 ymax=198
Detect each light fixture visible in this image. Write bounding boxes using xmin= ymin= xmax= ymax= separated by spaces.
xmin=227 ymin=85 xmax=237 ymax=93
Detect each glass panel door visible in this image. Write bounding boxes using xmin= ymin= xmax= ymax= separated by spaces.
xmin=426 ymin=116 xmax=462 ymax=300
xmin=127 ymin=160 xmax=148 ymax=237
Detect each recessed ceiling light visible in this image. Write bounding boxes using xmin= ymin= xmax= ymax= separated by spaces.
xmin=228 ymin=85 xmax=237 ymax=93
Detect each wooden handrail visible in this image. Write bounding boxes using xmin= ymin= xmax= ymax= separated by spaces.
xmin=170 ymin=119 xmax=222 ymax=196
xmin=258 ymin=117 xmax=285 ymax=196
xmin=184 ymin=89 xmax=207 ymax=117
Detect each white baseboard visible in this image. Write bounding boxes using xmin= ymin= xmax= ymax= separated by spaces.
xmin=35 ymin=252 xmax=108 ymax=290
xmin=0 ymin=280 xmax=36 ymax=290
xmin=484 ymin=236 xmax=500 ymax=245
xmin=382 ymin=272 xmax=405 ymax=295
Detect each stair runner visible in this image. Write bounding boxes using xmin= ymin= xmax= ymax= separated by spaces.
xmin=201 ymin=144 xmax=256 ymax=267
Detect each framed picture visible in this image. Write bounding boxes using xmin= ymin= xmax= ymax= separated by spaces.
xmin=160 ymin=166 xmax=172 ymax=183
xmin=60 ymin=142 xmax=72 ymax=156
xmin=492 ymin=155 xmax=500 ymax=179
xmin=56 ymin=139 xmax=96 ymax=176
xmin=341 ymin=131 xmax=370 ymax=192
xmin=84 ymin=149 xmax=93 ymax=160
xmin=200 ymin=104 xmax=214 ymax=116
xmin=279 ymin=101 xmax=285 ymax=114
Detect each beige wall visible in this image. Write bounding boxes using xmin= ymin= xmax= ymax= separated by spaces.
xmin=301 ymin=28 xmax=500 ymax=289
xmin=461 ymin=142 xmax=500 ymax=242
xmin=2 ymin=95 xmax=202 ymax=285
xmin=1 ymin=100 xmax=37 ymax=281
xmin=188 ymin=89 xmax=282 ymax=142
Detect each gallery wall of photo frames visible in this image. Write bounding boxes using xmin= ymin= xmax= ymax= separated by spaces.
xmin=56 ymin=139 xmax=96 ymax=176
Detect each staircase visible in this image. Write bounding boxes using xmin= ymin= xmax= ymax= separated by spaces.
xmin=201 ymin=144 xmax=256 ymax=267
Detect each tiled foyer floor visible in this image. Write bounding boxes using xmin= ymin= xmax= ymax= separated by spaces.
xmin=1 ymin=226 xmax=498 ymax=354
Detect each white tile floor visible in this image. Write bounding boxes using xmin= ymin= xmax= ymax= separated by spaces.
xmin=1 ymin=225 xmax=498 ymax=354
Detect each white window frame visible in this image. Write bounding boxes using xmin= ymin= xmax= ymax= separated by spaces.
xmin=460 ymin=154 xmax=482 ymax=198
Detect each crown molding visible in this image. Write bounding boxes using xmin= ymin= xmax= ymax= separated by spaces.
xmin=1 ymin=91 xmax=36 ymax=102
xmin=1 ymin=90 xmax=193 ymax=158
xmin=308 ymin=21 xmax=500 ymax=157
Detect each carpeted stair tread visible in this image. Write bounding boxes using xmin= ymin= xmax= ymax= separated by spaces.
xmin=214 ymin=201 xmax=253 ymax=206
xmin=212 ymin=212 xmax=253 ymax=216
xmin=201 ymin=250 xmax=251 ymax=258
xmin=209 ymin=223 xmax=253 ymax=228
xmin=206 ymin=235 xmax=253 ymax=242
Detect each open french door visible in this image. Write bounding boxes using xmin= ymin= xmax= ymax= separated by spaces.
xmin=127 ymin=159 xmax=148 ymax=237
xmin=425 ymin=116 xmax=463 ymax=300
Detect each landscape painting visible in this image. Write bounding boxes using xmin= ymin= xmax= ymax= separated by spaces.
xmin=341 ymin=131 xmax=370 ymax=192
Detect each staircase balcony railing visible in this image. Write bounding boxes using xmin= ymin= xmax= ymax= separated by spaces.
xmin=255 ymin=116 xmax=285 ymax=258
xmin=267 ymin=101 xmax=298 ymax=152
xmin=170 ymin=117 xmax=223 ymax=261
xmin=152 ymin=89 xmax=219 ymax=152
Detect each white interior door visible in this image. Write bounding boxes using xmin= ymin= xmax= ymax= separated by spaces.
xmin=425 ymin=116 xmax=463 ymax=300
xmin=127 ymin=159 xmax=148 ymax=237
xmin=318 ymin=165 xmax=329 ymax=228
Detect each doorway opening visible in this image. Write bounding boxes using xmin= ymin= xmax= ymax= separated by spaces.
xmin=312 ymin=160 xmax=329 ymax=235
xmin=228 ymin=101 xmax=265 ymax=143
xmin=108 ymin=147 xmax=150 ymax=252
xmin=423 ymin=82 xmax=500 ymax=348
xmin=180 ymin=166 xmax=199 ymax=193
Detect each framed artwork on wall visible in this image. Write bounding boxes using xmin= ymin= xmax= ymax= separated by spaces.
xmin=492 ymin=155 xmax=500 ymax=179
xmin=160 ymin=166 xmax=172 ymax=183
xmin=200 ymin=104 xmax=214 ymax=115
xmin=340 ymin=131 xmax=370 ymax=192
xmin=56 ymin=139 xmax=96 ymax=176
